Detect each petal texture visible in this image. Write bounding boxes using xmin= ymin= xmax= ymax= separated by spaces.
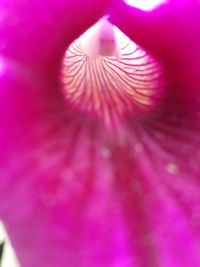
xmin=62 ymin=23 xmax=165 ymax=126
xmin=0 ymin=1 xmax=200 ymax=267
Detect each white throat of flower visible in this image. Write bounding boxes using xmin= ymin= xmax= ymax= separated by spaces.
xmin=62 ymin=19 xmax=165 ymax=127
xmin=80 ymin=19 xmax=121 ymax=59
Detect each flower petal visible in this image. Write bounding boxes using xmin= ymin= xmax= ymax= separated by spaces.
xmin=1 ymin=1 xmax=200 ymax=267
xmin=0 ymin=0 xmax=113 ymax=71
xmin=1 ymin=109 xmax=200 ymax=267
xmin=62 ymin=22 xmax=165 ymax=126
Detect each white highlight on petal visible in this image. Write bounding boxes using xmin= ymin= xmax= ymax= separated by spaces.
xmin=0 ymin=58 xmax=6 ymax=75
xmin=0 ymin=221 xmax=20 ymax=267
xmin=124 ymin=0 xmax=167 ymax=11
xmin=165 ymin=162 xmax=179 ymax=175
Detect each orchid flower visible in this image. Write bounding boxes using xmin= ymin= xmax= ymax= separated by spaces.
xmin=0 ymin=0 xmax=200 ymax=266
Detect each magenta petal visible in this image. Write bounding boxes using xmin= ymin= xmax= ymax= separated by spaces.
xmin=0 ymin=0 xmax=113 ymax=71
xmin=1 ymin=0 xmax=200 ymax=267
xmin=1 ymin=106 xmax=200 ymax=267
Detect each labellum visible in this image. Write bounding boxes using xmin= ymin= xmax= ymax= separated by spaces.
xmin=0 ymin=1 xmax=200 ymax=267
xmin=62 ymin=18 xmax=165 ymax=127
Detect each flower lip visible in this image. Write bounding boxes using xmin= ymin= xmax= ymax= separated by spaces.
xmin=61 ymin=19 xmax=166 ymax=127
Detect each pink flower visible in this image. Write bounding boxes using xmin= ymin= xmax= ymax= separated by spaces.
xmin=0 ymin=0 xmax=200 ymax=266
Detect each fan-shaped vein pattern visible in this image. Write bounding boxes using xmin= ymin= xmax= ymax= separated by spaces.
xmin=62 ymin=27 xmax=165 ymax=125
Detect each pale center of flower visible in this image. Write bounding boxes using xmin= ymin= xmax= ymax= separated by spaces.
xmin=61 ymin=19 xmax=165 ymax=126
xmin=80 ymin=19 xmax=120 ymax=58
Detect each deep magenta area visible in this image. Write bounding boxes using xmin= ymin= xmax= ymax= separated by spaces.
xmin=0 ymin=1 xmax=200 ymax=267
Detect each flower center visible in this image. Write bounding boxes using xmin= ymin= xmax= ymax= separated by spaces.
xmin=61 ymin=19 xmax=165 ymax=126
